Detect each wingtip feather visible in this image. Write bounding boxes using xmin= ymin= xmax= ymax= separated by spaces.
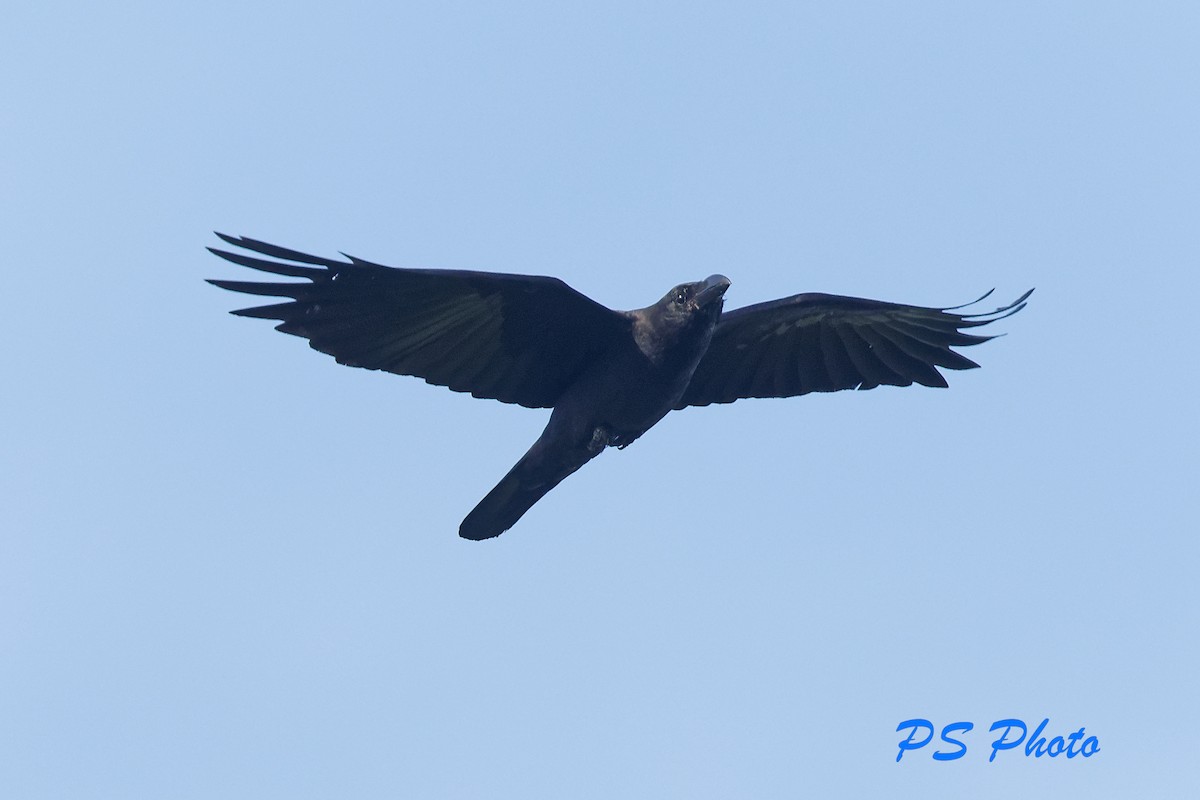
xmin=943 ymin=288 xmax=995 ymax=311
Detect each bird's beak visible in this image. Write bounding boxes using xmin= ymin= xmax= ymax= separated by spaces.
xmin=696 ymin=274 xmax=731 ymax=307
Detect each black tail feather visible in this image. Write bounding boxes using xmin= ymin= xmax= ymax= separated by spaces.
xmin=459 ymin=458 xmax=560 ymax=540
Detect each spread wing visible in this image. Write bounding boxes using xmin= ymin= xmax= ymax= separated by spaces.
xmin=208 ymin=234 xmax=630 ymax=408
xmin=676 ymin=289 xmax=1032 ymax=408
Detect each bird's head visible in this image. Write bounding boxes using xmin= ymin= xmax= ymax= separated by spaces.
xmin=631 ymin=274 xmax=731 ymax=362
xmin=656 ymin=274 xmax=731 ymax=324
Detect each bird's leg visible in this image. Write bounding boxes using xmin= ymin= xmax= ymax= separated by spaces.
xmin=588 ymin=425 xmax=611 ymax=454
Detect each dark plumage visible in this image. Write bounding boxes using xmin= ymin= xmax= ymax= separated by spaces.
xmin=209 ymin=234 xmax=1031 ymax=539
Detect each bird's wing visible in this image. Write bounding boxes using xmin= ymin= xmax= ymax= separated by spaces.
xmin=208 ymin=234 xmax=630 ymax=409
xmin=676 ymin=289 xmax=1032 ymax=408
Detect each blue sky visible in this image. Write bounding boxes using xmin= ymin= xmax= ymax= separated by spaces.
xmin=3 ymin=2 xmax=1197 ymax=797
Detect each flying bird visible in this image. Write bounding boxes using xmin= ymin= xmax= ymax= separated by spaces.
xmin=208 ymin=234 xmax=1031 ymax=540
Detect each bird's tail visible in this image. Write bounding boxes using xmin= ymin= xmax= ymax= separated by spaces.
xmin=459 ymin=434 xmax=601 ymax=540
xmin=458 ymin=468 xmax=552 ymax=541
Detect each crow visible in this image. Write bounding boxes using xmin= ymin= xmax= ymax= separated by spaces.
xmin=208 ymin=234 xmax=1031 ymax=540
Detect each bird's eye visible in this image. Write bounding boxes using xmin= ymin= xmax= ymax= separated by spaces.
xmin=674 ymin=289 xmax=688 ymax=305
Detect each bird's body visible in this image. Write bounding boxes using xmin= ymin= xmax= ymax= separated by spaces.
xmin=209 ymin=234 xmax=1031 ymax=540
xmin=457 ymin=276 xmax=730 ymax=539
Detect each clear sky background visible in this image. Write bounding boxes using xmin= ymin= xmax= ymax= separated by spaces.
xmin=3 ymin=2 xmax=1197 ymax=797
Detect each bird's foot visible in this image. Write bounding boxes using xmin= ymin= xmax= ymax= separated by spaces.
xmin=587 ymin=425 xmax=610 ymax=454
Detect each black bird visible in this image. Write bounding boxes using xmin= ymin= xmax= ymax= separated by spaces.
xmin=208 ymin=234 xmax=1031 ymax=540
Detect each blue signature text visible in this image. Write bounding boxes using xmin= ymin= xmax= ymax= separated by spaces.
xmin=896 ymin=718 xmax=1100 ymax=762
